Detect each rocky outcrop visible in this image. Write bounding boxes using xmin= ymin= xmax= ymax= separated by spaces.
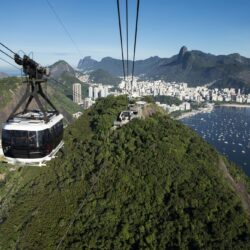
xmin=49 ymin=60 xmax=75 ymax=78
xmin=77 ymin=56 xmax=98 ymax=71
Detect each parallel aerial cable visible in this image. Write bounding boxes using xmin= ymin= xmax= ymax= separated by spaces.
xmin=0 ymin=57 xmax=21 ymax=71
xmin=116 ymin=0 xmax=140 ymax=84
xmin=131 ymin=0 xmax=140 ymax=85
xmin=56 ymin=2 xmax=141 ymax=247
xmin=126 ymin=0 xmax=129 ymax=77
xmin=46 ymin=0 xmax=83 ymax=58
xmin=116 ymin=0 xmax=126 ymax=81
xmin=0 ymin=42 xmax=16 ymax=55
xmin=0 ymin=49 xmax=14 ymax=60
xmin=48 ymin=77 xmax=83 ymax=100
xmin=0 ymin=43 xmax=21 ymax=70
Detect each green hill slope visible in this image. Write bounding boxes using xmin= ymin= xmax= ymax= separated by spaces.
xmin=0 ymin=96 xmax=250 ymax=249
xmin=0 ymin=77 xmax=21 ymax=109
xmin=89 ymin=68 xmax=121 ymax=85
xmin=49 ymin=60 xmax=88 ymax=98
xmin=0 ymin=77 xmax=81 ymax=125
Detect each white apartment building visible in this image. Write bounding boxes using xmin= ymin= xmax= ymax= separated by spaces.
xmin=88 ymin=86 xmax=93 ymax=98
xmin=83 ymin=97 xmax=95 ymax=109
xmin=88 ymin=84 xmax=109 ymax=100
xmin=73 ymin=83 xmax=82 ymax=104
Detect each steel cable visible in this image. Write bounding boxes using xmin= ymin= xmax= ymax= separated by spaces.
xmin=116 ymin=0 xmax=126 ymax=81
xmin=131 ymin=0 xmax=140 ymax=85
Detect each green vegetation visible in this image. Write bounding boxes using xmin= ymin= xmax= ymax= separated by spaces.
xmin=170 ymin=110 xmax=187 ymax=118
xmin=153 ymin=95 xmax=182 ymax=106
xmin=224 ymin=156 xmax=250 ymax=194
xmin=89 ymin=69 xmax=121 ymax=85
xmin=0 ymin=77 xmax=82 ymax=125
xmin=49 ymin=60 xmax=88 ymax=98
xmin=212 ymin=77 xmax=250 ymax=93
xmin=0 ymin=96 xmax=250 ymax=249
xmin=0 ymin=77 xmax=21 ymax=108
xmin=190 ymin=101 xmax=206 ymax=110
xmin=50 ymin=72 xmax=88 ymax=99
xmin=48 ymin=84 xmax=82 ymax=115
xmin=141 ymin=95 xmax=154 ymax=103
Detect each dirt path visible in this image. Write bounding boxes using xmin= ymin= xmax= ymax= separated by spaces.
xmin=219 ymin=157 xmax=250 ymax=215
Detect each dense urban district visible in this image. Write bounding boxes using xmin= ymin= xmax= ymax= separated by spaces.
xmin=73 ymin=75 xmax=250 ymax=116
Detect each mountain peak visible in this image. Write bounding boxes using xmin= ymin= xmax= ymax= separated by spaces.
xmin=50 ymin=60 xmax=75 ymax=78
xmin=77 ymin=56 xmax=98 ymax=71
xmin=178 ymin=46 xmax=188 ymax=58
xmin=101 ymin=56 xmax=114 ymax=61
xmin=0 ymin=72 xmax=8 ymax=79
xmin=83 ymin=56 xmax=92 ymax=60
xmin=51 ymin=60 xmax=69 ymax=66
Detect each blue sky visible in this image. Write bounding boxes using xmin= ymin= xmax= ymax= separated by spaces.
xmin=1 ymin=0 xmax=250 ymax=72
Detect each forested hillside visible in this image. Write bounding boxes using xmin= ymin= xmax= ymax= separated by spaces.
xmin=89 ymin=69 xmax=121 ymax=86
xmin=0 ymin=77 xmax=20 ymax=109
xmin=0 ymin=96 xmax=250 ymax=249
xmin=49 ymin=60 xmax=88 ymax=98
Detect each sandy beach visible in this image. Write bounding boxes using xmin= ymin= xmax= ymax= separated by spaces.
xmin=218 ymin=103 xmax=250 ymax=108
xmin=176 ymin=102 xmax=250 ymax=120
xmin=176 ymin=103 xmax=214 ymax=120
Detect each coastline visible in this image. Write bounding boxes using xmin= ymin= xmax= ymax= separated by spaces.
xmin=217 ymin=103 xmax=250 ymax=108
xmin=175 ymin=103 xmax=214 ymax=120
xmin=175 ymin=102 xmax=250 ymax=120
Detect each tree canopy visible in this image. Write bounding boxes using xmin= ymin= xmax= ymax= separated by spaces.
xmin=0 ymin=95 xmax=250 ymax=249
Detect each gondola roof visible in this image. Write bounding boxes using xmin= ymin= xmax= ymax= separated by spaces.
xmin=3 ymin=111 xmax=63 ymax=131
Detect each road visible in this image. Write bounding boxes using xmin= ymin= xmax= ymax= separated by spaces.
xmin=219 ymin=157 xmax=250 ymax=215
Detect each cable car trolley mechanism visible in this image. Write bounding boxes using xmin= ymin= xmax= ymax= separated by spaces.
xmin=1 ymin=46 xmax=64 ymax=166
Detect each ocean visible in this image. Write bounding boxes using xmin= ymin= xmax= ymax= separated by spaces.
xmin=181 ymin=106 xmax=250 ymax=177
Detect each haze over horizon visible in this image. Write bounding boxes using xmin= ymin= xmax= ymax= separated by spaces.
xmin=1 ymin=0 xmax=250 ymax=72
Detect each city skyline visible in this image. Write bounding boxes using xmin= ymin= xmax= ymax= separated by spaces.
xmin=1 ymin=0 xmax=250 ymax=72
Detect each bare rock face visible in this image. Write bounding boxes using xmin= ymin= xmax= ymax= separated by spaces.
xmin=178 ymin=46 xmax=188 ymax=60
xmin=77 ymin=56 xmax=98 ymax=71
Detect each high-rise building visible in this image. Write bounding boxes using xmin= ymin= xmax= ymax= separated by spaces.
xmin=73 ymin=83 xmax=82 ymax=104
xmin=104 ymin=86 xmax=108 ymax=97
xmin=88 ymin=84 xmax=109 ymax=100
xmin=83 ymin=97 xmax=94 ymax=109
xmin=93 ymin=86 xmax=99 ymax=100
xmin=88 ymin=86 xmax=93 ymax=99
xmin=100 ymin=86 xmax=108 ymax=98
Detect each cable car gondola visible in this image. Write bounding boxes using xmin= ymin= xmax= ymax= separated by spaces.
xmin=2 ymin=111 xmax=64 ymax=166
xmin=1 ymin=47 xmax=64 ymax=166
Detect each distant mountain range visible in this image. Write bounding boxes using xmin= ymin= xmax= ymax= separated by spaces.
xmin=49 ymin=60 xmax=120 ymax=97
xmin=4 ymin=46 xmax=247 ymax=100
xmin=0 ymin=72 xmax=8 ymax=79
xmin=78 ymin=47 xmax=250 ymax=92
